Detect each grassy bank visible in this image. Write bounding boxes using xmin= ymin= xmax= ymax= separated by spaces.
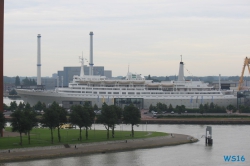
xmin=0 ymin=127 xmax=167 ymax=150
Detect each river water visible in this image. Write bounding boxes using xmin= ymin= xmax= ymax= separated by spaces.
xmin=3 ymin=97 xmax=23 ymax=106
xmin=2 ymin=98 xmax=250 ymax=166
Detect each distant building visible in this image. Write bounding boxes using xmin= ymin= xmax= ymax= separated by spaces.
xmin=212 ymin=81 xmax=238 ymax=90
xmin=4 ymin=83 xmax=15 ymax=92
xmin=104 ymin=70 xmax=112 ymax=78
xmin=52 ymin=73 xmax=57 ymax=79
xmin=237 ymin=91 xmax=250 ymax=108
xmin=41 ymin=78 xmax=56 ymax=90
xmin=57 ymin=66 xmax=107 ymax=86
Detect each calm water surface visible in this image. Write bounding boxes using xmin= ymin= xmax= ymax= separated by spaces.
xmin=2 ymin=98 xmax=250 ymax=166
xmin=3 ymin=97 xmax=23 ymax=106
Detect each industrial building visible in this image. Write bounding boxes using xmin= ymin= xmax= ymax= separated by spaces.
xmin=237 ymin=90 xmax=250 ymax=108
xmin=57 ymin=66 xmax=108 ymax=87
xmin=211 ymin=81 xmax=238 ymax=90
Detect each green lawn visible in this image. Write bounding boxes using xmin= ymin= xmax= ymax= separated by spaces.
xmin=0 ymin=127 xmax=167 ymax=150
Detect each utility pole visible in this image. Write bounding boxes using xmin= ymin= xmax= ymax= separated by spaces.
xmin=0 ymin=0 xmax=4 ymax=137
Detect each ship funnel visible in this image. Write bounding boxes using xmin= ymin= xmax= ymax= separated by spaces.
xmin=177 ymin=55 xmax=185 ymax=81
xmin=37 ymin=34 xmax=41 ymax=85
xmin=89 ymin=31 xmax=94 ymax=75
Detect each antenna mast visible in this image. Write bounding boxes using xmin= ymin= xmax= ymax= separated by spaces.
xmin=79 ymin=52 xmax=85 ymax=77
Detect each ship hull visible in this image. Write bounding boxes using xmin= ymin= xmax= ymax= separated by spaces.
xmin=16 ymin=89 xmax=237 ymax=109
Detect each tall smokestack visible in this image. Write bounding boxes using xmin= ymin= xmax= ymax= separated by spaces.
xmin=89 ymin=31 xmax=94 ymax=75
xmin=37 ymin=34 xmax=41 ymax=85
xmin=177 ymin=55 xmax=185 ymax=81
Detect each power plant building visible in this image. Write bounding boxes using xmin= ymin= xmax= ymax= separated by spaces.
xmin=57 ymin=66 xmax=112 ymax=87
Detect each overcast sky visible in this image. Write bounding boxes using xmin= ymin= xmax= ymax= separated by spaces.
xmin=4 ymin=0 xmax=250 ymax=78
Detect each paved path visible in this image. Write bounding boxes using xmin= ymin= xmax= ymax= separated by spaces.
xmin=0 ymin=134 xmax=198 ymax=162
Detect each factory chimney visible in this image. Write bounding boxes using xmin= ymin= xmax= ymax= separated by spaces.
xmin=177 ymin=55 xmax=185 ymax=81
xmin=89 ymin=31 xmax=94 ymax=75
xmin=37 ymin=34 xmax=41 ymax=85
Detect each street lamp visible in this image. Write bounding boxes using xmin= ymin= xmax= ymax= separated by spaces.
xmin=122 ymin=121 xmax=123 ymax=138
xmin=94 ymin=118 xmax=96 ymax=140
xmin=67 ymin=130 xmax=68 ymax=143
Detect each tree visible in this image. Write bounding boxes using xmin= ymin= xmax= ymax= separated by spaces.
xmin=3 ymin=103 xmax=9 ymax=110
xmin=227 ymin=104 xmax=236 ymax=113
xmin=163 ymin=103 xmax=168 ymax=111
xmin=123 ymin=104 xmax=141 ymax=137
xmin=70 ymin=105 xmax=84 ymax=141
xmin=21 ymin=77 xmax=37 ymax=86
xmin=70 ymin=104 xmax=94 ymax=141
xmin=169 ymin=104 xmax=173 ymax=111
xmin=23 ymin=103 xmax=37 ymax=144
xmin=22 ymin=77 xmax=30 ymax=86
xmin=93 ymin=104 xmax=98 ymax=111
xmin=204 ymin=104 xmax=209 ymax=113
xmin=41 ymin=106 xmax=59 ymax=144
xmin=15 ymin=76 xmax=21 ymax=86
xmin=0 ymin=112 xmax=6 ymax=137
xmin=199 ymin=104 xmax=204 ymax=114
xmin=176 ymin=105 xmax=182 ymax=114
xmin=157 ymin=103 xmax=163 ymax=113
xmin=46 ymin=102 xmax=68 ymax=142
xmin=181 ymin=105 xmax=185 ymax=112
xmin=10 ymin=110 xmax=27 ymax=145
xmin=209 ymin=102 xmax=215 ymax=109
xmin=56 ymin=105 xmax=68 ymax=142
xmin=97 ymin=103 xmax=117 ymax=139
xmin=9 ymin=89 xmax=17 ymax=95
xmin=147 ymin=75 xmax=151 ymax=80
xmin=17 ymin=102 xmax=25 ymax=110
xmin=82 ymin=102 xmax=95 ymax=140
xmin=109 ymin=105 xmax=122 ymax=138
xmin=10 ymin=101 xmax=17 ymax=111
xmin=32 ymin=79 xmax=36 ymax=85
xmin=149 ymin=104 xmax=153 ymax=112
xmin=34 ymin=101 xmax=46 ymax=111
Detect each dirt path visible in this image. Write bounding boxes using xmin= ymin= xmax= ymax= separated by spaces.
xmin=0 ymin=134 xmax=198 ymax=163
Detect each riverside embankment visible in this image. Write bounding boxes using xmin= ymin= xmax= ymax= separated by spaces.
xmin=141 ymin=118 xmax=250 ymax=124
xmin=0 ymin=134 xmax=198 ymax=163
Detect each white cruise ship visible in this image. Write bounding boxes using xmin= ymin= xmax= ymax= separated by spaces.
xmin=16 ymin=57 xmax=237 ymax=109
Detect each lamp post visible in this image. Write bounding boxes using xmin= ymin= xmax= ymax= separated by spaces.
xmin=67 ymin=130 xmax=68 ymax=143
xmin=94 ymin=118 xmax=96 ymax=140
xmin=122 ymin=121 xmax=123 ymax=138
xmin=120 ymin=124 xmax=121 ymax=138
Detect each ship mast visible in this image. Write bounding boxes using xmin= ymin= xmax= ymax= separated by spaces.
xmin=80 ymin=53 xmax=85 ymax=77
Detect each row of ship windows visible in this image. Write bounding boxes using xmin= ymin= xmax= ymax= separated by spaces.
xmin=64 ymin=94 xmax=232 ymax=103
xmin=61 ymin=91 xmax=220 ymax=95
xmin=73 ymin=87 xmax=145 ymax=91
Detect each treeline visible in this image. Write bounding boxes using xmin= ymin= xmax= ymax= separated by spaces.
xmin=1 ymin=101 xmax=141 ymax=145
xmin=238 ymin=105 xmax=250 ymax=113
xmin=4 ymin=101 xmax=46 ymax=111
xmin=149 ymin=102 xmax=241 ymax=114
xmin=15 ymin=76 xmax=37 ymax=86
